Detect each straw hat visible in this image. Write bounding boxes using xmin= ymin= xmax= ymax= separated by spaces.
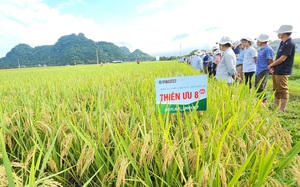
xmin=233 ymin=40 xmax=241 ymax=49
xmin=212 ymin=46 xmax=218 ymax=50
xmin=219 ymin=36 xmax=232 ymax=45
xmin=214 ymin=49 xmax=221 ymax=54
xmin=241 ymin=37 xmax=254 ymax=45
xmin=256 ymin=34 xmax=269 ymax=42
xmin=194 ymin=50 xmax=204 ymax=56
xmin=274 ymin=25 xmax=294 ymax=34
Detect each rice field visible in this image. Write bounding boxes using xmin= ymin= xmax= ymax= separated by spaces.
xmin=293 ymin=53 xmax=300 ymax=69
xmin=1 ymin=61 xmax=300 ymax=186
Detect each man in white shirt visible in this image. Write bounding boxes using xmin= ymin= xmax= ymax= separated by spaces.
xmin=216 ymin=36 xmax=237 ymax=84
xmin=241 ymin=37 xmax=257 ymax=89
xmin=189 ymin=51 xmax=203 ymax=71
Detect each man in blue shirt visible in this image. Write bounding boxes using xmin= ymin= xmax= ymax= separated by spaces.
xmin=202 ymin=52 xmax=209 ymax=74
xmin=255 ymin=34 xmax=274 ymax=103
xmin=268 ymin=25 xmax=295 ymax=113
xmin=232 ymin=40 xmax=241 ymax=58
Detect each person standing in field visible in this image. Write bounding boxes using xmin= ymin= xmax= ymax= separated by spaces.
xmin=209 ymin=46 xmax=219 ymax=77
xmin=187 ymin=56 xmax=191 ymax=65
xmin=268 ymin=25 xmax=295 ymax=113
xmin=232 ymin=40 xmax=242 ymax=58
xmin=235 ymin=41 xmax=245 ymax=82
xmin=207 ymin=50 xmax=213 ymax=77
xmin=189 ymin=51 xmax=203 ymax=72
xmin=216 ymin=36 xmax=237 ymax=85
xmin=214 ymin=49 xmax=222 ymax=75
xmin=241 ymin=37 xmax=257 ymax=89
xmin=202 ymin=51 xmax=209 ymax=74
xmin=255 ymin=34 xmax=274 ymax=103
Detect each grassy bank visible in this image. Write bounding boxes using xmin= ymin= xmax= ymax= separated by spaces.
xmin=276 ymin=67 xmax=300 ymax=144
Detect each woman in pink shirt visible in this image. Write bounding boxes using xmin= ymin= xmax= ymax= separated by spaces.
xmin=215 ymin=50 xmax=221 ymax=65
xmin=212 ymin=49 xmax=221 ymax=76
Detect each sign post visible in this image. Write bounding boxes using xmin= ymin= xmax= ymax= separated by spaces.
xmin=155 ymin=75 xmax=207 ymax=114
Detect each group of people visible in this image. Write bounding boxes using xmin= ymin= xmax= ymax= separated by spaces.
xmin=188 ymin=47 xmax=221 ymax=77
xmin=188 ymin=24 xmax=296 ymax=113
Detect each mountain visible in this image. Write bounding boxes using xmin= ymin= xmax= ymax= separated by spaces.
xmin=120 ymin=46 xmax=131 ymax=55
xmin=0 ymin=33 xmax=154 ymax=68
xmin=129 ymin=49 xmax=153 ymax=60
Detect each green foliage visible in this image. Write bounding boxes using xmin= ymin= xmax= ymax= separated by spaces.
xmin=0 ymin=33 xmax=154 ymax=68
xmin=129 ymin=49 xmax=153 ymax=61
xmin=275 ymin=95 xmax=300 ymax=145
xmin=120 ymin=46 xmax=130 ymax=55
xmin=267 ymin=58 xmax=300 ymax=145
xmin=158 ymin=56 xmax=178 ymax=61
xmin=294 ymin=53 xmax=300 ymax=69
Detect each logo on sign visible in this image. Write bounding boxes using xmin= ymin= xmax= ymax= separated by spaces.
xmin=159 ymin=79 xmax=177 ymax=84
xmin=200 ymin=89 xmax=206 ymax=94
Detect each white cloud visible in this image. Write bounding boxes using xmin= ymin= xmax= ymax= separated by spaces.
xmin=131 ymin=0 xmax=300 ymax=55
xmin=137 ymin=0 xmax=171 ymax=13
xmin=0 ymin=0 xmax=106 ymax=57
xmin=55 ymin=0 xmax=84 ymax=10
xmin=0 ymin=0 xmax=299 ymax=58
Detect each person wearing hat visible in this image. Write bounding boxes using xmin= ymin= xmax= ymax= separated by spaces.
xmin=214 ymin=49 xmax=222 ymax=74
xmin=206 ymin=50 xmax=214 ymax=77
xmin=189 ymin=51 xmax=203 ymax=71
xmin=216 ymin=36 xmax=237 ymax=84
xmin=268 ymin=25 xmax=296 ymax=113
xmin=209 ymin=46 xmax=219 ymax=77
xmin=255 ymin=34 xmax=274 ymax=103
xmin=241 ymin=37 xmax=257 ymax=89
xmin=232 ymin=40 xmax=242 ymax=58
xmin=202 ymin=51 xmax=210 ymax=74
xmin=235 ymin=41 xmax=245 ymax=83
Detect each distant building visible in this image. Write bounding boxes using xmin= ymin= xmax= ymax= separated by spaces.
xmin=269 ymin=38 xmax=300 ymax=52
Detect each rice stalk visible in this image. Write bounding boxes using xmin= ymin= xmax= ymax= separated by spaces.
xmin=183 ymin=176 xmax=194 ymax=187
xmin=116 ymin=157 xmax=130 ymax=187
xmin=60 ymin=134 xmax=74 ymax=166
xmin=76 ymin=144 xmax=95 ymax=178
xmin=0 ymin=165 xmax=22 ymax=187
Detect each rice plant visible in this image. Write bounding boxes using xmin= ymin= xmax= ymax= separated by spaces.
xmin=0 ymin=61 xmax=300 ymax=186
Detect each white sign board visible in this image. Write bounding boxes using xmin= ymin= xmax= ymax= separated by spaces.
xmin=155 ymin=75 xmax=207 ymax=114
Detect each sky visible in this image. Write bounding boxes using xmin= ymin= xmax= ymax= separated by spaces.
xmin=0 ymin=0 xmax=300 ymax=58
